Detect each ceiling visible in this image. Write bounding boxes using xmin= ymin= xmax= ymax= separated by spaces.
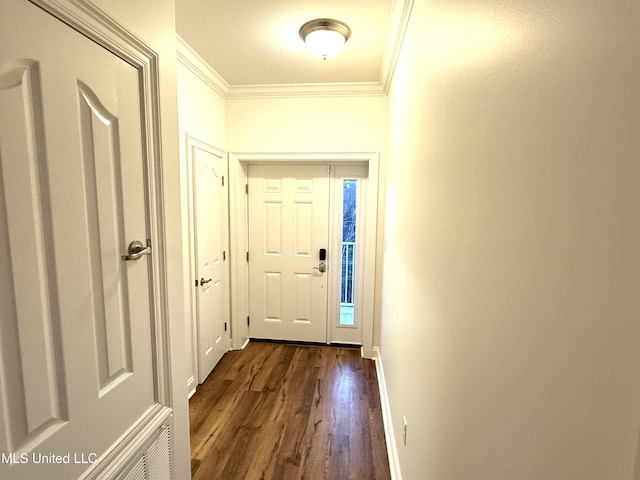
xmin=174 ymin=0 xmax=413 ymax=97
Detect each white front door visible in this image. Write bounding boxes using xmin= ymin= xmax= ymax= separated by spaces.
xmin=192 ymin=144 xmax=229 ymax=383
xmin=248 ymin=164 xmax=330 ymax=343
xmin=0 ymin=1 xmax=159 ymax=478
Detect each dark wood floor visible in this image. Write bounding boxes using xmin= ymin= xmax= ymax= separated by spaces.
xmin=189 ymin=341 xmax=391 ymax=480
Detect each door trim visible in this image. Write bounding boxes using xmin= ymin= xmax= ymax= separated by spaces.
xmin=229 ymin=152 xmax=380 ymax=358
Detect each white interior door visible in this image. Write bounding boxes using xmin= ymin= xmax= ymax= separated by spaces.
xmin=248 ymin=164 xmax=330 ymax=343
xmin=0 ymin=1 xmax=158 ymax=478
xmin=192 ymin=144 xmax=229 ymax=383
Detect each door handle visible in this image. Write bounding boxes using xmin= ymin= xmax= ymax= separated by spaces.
xmin=313 ymin=262 xmax=326 ymax=273
xmin=200 ymin=277 xmax=212 ymax=286
xmin=122 ymin=240 xmax=151 ymax=261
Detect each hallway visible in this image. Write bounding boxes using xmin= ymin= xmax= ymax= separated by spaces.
xmin=189 ymin=341 xmax=391 ymax=479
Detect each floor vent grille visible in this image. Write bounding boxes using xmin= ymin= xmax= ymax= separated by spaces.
xmin=120 ymin=425 xmax=171 ymax=480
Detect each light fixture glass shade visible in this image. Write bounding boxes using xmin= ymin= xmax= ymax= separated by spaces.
xmin=299 ymin=19 xmax=351 ymax=60
xmin=304 ymin=29 xmax=346 ymax=59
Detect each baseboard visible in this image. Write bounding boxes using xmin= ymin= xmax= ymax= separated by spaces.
xmin=187 ymin=375 xmax=197 ymax=399
xmin=372 ymin=346 xmax=402 ymax=480
xmin=187 ymin=387 xmax=196 ymax=400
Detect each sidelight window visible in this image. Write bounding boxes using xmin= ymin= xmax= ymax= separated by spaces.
xmin=339 ymin=179 xmax=357 ymax=326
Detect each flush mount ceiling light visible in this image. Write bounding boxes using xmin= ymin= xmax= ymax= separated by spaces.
xmin=299 ymin=18 xmax=351 ymax=60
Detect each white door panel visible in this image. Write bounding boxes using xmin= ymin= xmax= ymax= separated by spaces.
xmin=0 ymin=1 xmax=156 ymax=478
xmin=248 ymin=164 xmax=329 ymax=343
xmin=192 ymin=145 xmax=229 ymax=383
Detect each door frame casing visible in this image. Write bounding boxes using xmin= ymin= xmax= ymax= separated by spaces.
xmin=229 ymin=152 xmax=380 ymax=358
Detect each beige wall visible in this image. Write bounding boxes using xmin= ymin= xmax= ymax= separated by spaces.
xmin=177 ymin=63 xmax=227 ymax=149
xmin=86 ymin=1 xmax=190 ymax=477
xmin=382 ymin=0 xmax=640 ymax=478
xmin=226 ymin=96 xmax=387 ymax=153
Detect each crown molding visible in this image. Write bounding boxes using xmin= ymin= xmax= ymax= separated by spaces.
xmin=230 ymin=151 xmax=378 ymax=163
xmin=175 ymin=0 xmax=414 ymax=99
xmin=379 ymin=0 xmax=416 ymax=94
xmin=225 ymin=81 xmax=386 ymax=99
xmin=176 ymin=35 xmax=229 ymax=98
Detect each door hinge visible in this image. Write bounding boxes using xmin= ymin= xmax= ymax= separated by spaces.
xmin=247 ymin=316 xmax=250 ymax=326
xmin=245 ymin=183 xmax=249 ymax=194
xmin=246 ymin=251 xmax=249 ymax=262
xmin=224 ymin=322 xmax=228 ymax=332
xmin=222 ymin=175 xmax=225 ymax=187
xmin=223 ymin=250 xmax=226 ymax=261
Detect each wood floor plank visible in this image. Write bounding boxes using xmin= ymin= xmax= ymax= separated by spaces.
xmin=189 ymin=342 xmax=391 ymax=480
xmin=328 ymin=433 xmax=350 ymax=480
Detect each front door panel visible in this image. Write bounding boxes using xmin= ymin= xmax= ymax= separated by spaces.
xmin=248 ymin=164 xmax=330 ymax=343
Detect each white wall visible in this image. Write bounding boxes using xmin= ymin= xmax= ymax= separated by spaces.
xmin=226 ymin=95 xmax=388 ymax=346
xmin=177 ymin=62 xmax=226 ymax=149
xmin=382 ymin=0 xmax=640 ymax=478
xmin=88 ymin=1 xmax=190 ymax=477
xmin=176 ymin=55 xmax=227 ymax=396
xmin=226 ymin=96 xmax=387 ymax=153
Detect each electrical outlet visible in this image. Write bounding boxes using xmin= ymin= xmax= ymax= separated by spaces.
xmin=402 ymin=415 xmax=407 ymax=446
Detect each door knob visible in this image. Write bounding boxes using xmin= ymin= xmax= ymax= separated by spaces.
xmin=200 ymin=277 xmax=212 ymax=286
xmin=313 ymin=262 xmax=326 ymax=273
xmin=122 ymin=240 xmax=151 ymax=261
